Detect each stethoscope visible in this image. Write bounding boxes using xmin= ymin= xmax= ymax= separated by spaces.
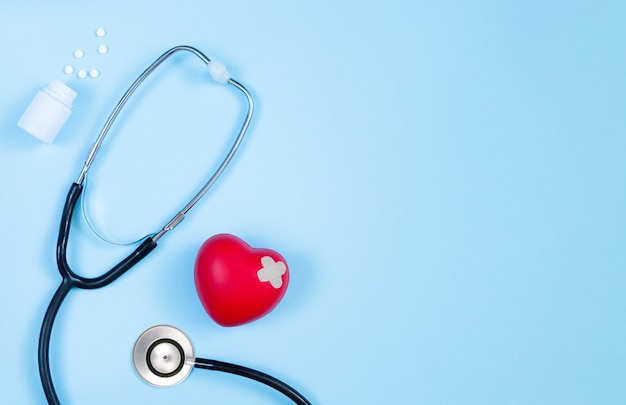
xmin=37 ymin=46 xmax=311 ymax=405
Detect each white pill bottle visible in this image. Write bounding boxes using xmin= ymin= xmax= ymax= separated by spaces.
xmin=18 ymin=80 xmax=77 ymax=144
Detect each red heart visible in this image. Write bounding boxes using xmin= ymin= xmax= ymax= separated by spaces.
xmin=194 ymin=234 xmax=290 ymax=327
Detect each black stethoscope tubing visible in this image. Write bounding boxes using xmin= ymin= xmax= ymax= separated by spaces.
xmin=39 ymin=182 xmax=158 ymax=404
xmin=37 ymin=46 xmax=311 ymax=405
xmin=40 ymin=183 xmax=310 ymax=404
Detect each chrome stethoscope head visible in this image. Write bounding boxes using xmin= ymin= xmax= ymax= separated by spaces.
xmin=133 ymin=325 xmax=195 ymax=387
xmin=132 ymin=325 xmax=312 ymax=404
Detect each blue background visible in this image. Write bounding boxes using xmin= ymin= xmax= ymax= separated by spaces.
xmin=1 ymin=1 xmax=626 ymax=403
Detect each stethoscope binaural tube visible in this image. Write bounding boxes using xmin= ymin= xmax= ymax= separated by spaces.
xmin=38 ymin=46 xmax=256 ymax=405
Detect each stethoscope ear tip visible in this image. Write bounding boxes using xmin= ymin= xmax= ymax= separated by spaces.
xmin=133 ymin=325 xmax=194 ymax=387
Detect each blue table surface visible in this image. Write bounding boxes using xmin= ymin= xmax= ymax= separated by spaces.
xmin=1 ymin=1 xmax=626 ymax=404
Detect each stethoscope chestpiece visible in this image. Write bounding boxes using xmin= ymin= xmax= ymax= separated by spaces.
xmin=133 ymin=325 xmax=194 ymax=387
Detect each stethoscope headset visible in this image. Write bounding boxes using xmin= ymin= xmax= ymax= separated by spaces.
xmin=37 ymin=45 xmax=311 ymax=404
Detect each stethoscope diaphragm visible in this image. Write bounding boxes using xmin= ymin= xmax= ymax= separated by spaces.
xmin=133 ymin=325 xmax=194 ymax=387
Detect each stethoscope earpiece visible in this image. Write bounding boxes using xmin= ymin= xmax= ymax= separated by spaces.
xmin=133 ymin=325 xmax=194 ymax=387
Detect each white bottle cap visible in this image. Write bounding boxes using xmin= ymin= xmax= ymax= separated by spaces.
xmin=18 ymin=80 xmax=77 ymax=144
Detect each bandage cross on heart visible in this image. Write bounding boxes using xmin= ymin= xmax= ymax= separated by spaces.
xmin=194 ymin=234 xmax=290 ymax=326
